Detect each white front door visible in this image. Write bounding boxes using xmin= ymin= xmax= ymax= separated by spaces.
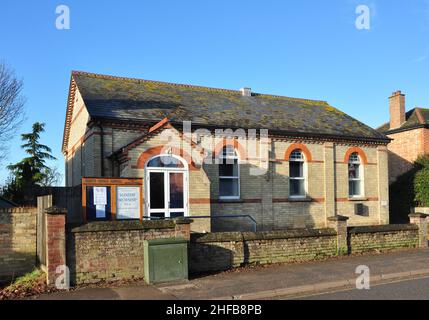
xmin=147 ymin=170 xmax=188 ymax=219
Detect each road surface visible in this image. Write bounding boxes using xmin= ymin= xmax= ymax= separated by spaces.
xmin=292 ymin=276 xmax=429 ymax=300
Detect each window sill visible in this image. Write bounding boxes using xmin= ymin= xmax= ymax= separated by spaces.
xmin=288 ymin=197 xmax=312 ymax=203
xmin=218 ymin=199 xmax=244 ymax=204
xmin=348 ymin=197 xmax=368 ymax=202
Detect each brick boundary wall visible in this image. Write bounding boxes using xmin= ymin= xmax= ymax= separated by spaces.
xmin=42 ymin=211 xmax=428 ymax=286
xmin=0 ymin=207 xmax=37 ymax=284
xmin=348 ymin=224 xmax=419 ymax=254
xmin=66 ymin=219 xmax=192 ymax=285
xmin=189 ymin=214 xmax=428 ymax=274
xmin=189 ymin=229 xmax=338 ymax=274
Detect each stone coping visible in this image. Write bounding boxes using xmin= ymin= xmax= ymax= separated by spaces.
xmin=327 ymin=215 xmax=349 ymax=222
xmin=409 ymin=212 xmax=429 ymax=219
xmin=0 ymin=207 xmax=37 ymax=213
xmin=191 ymin=228 xmax=337 ymax=243
xmin=348 ymin=224 xmax=418 ymax=234
xmin=70 ymin=219 xmax=190 ymax=233
xmin=45 ymin=206 xmax=67 ymax=215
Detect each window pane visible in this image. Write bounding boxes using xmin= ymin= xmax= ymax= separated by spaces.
xmin=290 ymin=162 xmax=303 ymax=178
xmin=222 ymin=146 xmax=236 ymax=158
xmin=151 ymin=212 xmax=165 ymax=219
xmin=290 ymin=179 xmax=305 ymax=197
xmin=349 ymin=180 xmax=361 ymax=197
xmin=149 ymin=172 xmax=165 ymax=209
xmin=348 ymin=163 xmax=360 ymax=179
xmin=349 ymin=153 xmax=360 ymax=163
xmin=170 ymin=212 xmax=185 ymax=219
xmin=170 ymin=212 xmax=184 ymax=219
xmin=219 ymin=162 xmax=238 ymax=177
xmin=290 ymin=150 xmax=304 ymax=161
xmin=169 ymin=173 xmax=184 ymax=209
xmin=219 ymin=178 xmax=239 ymax=197
xmin=147 ymin=156 xmax=184 ymax=168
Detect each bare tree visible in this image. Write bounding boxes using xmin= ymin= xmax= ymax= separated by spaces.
xmin=0 ymin=62 xmax=26 ymax=162
xmin=39 ymin=166 xmax=63 ymax=187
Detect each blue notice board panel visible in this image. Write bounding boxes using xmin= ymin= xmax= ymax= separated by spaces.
xmin=86 ymin=186 xmax=112 ymax=221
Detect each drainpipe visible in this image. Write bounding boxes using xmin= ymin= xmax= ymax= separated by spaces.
xmin=98 ymin=122 xmax=105 ymax=177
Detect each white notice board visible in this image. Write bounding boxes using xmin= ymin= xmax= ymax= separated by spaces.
xmin=116 ymin=187 xmax=141 ymax=220
xmin=93 ymin=187 xmax=107 ymax=205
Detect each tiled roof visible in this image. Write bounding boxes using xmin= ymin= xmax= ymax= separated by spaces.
xmin=62 ymin=71 xmax=389 ymax=152
xmin=377 ymin=108 xmax=429 ymax=134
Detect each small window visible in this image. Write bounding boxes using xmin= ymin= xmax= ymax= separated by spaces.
xmin=349 ymin=153 xmax=362 ymax=197
xmin=219 ymin=146 xmax=240 ymax=199
xmin=289 ymin=150 xmax=306 ymax=197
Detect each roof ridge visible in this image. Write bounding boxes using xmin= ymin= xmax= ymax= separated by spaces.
xmin=415 ymin=108 xmax=425 ymax=124
xmin=71 ymin=70 xmax=328 ymax=105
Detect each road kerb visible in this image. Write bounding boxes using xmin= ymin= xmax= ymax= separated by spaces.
xmin=211 ymin=269 xmax=429 ymax=300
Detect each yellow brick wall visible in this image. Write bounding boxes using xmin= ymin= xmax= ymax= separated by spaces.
xmin=66 ymin=121 xmax=390 ymax=231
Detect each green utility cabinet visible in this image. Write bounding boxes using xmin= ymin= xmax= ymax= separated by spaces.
xmin=144 ymin=238 xmax=188 ymax=284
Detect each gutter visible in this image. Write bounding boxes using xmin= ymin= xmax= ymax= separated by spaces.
xmin=384 ymin=124 xmax=429 ymax=135
xmin=90 ymin=117 xmax=392 ymax=145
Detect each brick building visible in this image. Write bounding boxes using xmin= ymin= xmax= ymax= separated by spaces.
xmin=62 ymin=71 xmax=390 ymax=232
xmin=377 ymin=91 xmax=429 ymax=184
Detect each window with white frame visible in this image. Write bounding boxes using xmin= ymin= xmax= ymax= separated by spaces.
xmin=289 ymin=149 xmax=306 ymax=197
xmin=348 ymin=153 xmax=363 ymax=197
xmin=219 ymin=145 xmax=240 ymax=199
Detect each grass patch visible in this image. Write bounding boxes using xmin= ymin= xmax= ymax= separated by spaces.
xmin=0 ymin=268 xmax=50 ymax=300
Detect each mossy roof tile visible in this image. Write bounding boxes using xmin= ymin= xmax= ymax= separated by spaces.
xmin=71 ymin=71 xmax=388 ymax=141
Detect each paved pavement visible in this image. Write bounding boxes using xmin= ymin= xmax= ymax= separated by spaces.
xmin=34 ymin=248 xmax=429 ymax=300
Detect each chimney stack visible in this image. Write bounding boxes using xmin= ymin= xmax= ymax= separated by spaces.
xmin=240 ymin=87 xmax=252 ymax=97
xmin=389 ymin=90 xmax=406 ymax=129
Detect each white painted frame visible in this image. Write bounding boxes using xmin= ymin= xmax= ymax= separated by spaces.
xmin=218 ymin=146 xmax=241 ymax=200
xmin=145 ymin=154 xmax=189 ymax=218
xmin=289 ymin=149 xmax=308 ymax=199
xmin=348 ymin=153 xmax=365 ymax=198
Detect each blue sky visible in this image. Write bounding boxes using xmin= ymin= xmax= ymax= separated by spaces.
xmin=0 ymin=0 xmax=428 ymax=185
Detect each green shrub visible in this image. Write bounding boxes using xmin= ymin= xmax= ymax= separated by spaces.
xmin=389 ymin=154 xmax=429 ymax=223
xmin=414 ymin=155 xmax=429 ymax=206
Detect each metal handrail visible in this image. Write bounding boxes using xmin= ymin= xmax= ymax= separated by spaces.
xmin=142 ymin=214 xmax=257 ymax=232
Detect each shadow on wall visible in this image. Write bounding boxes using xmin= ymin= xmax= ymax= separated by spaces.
xmin=66 ymin=230 xmax=77 ymax=286
xmin=0 ymin=210 xmax=37 ymax=286
xmin=189 ymin=239 xmax=237 ymax=276
xmin=388 ymin=152 xmax=413 ymax=185
xmin=389 ymin=164 xmax=420 ymax=224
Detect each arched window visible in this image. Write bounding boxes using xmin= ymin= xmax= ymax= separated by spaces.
xmin=145 ymin=154 xmax=188 ymax=219
xmin=219 ymin=145 xmax=240 ymax=199
xmin=348 ymin=153 xmax=363 ymax=197
xmin=147 ymin=155 xmax=185 ymax=168
xmin=289 ymin=149 xmax=306 ymax=198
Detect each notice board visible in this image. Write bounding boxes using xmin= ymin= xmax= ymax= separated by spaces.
xmin=85 ymin=186 xmax=112 ymax=221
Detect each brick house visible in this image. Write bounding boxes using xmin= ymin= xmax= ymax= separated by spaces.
xmin=62 ymin=71 xmax=390 ymax=232
xmin=377 ymin=91 xmax=429 ymax=184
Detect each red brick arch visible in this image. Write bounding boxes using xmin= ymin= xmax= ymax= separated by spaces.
xmin=344 ymin=147 xmax=368 ymax=165
xmin=135 ymin=146 xmax=198 ymax=170
xmin=214 ymin=139 xmax=247 ymax=159
xmin=285 ymin=143 xmax=312 ymax=162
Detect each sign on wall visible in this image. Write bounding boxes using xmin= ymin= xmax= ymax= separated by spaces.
xmin=116 ymin=187 xmax=141 ymax=220
xmin=93 ymin=187 xmax=107 ymax=219
xmin=94 ymin=187 xmax=107 ymax=205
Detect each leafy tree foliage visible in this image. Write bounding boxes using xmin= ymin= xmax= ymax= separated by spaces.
xmin=1 ymin=122 xmax=58 ymax=202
